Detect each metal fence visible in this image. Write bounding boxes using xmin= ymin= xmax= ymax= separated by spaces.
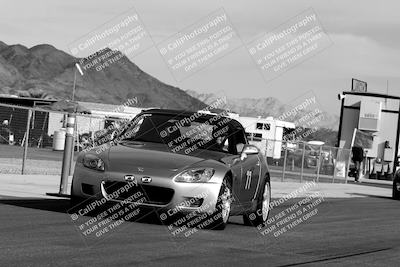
xmin=0 ymin=103 xmax=352 ymax=183
xmin=0 ymin=103 xmax=127 ymax=176
xmin=256 ymin=139 xmax=351 ymax=183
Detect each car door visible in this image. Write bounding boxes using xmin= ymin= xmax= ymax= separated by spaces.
xmin=233 ymin=128 xmax=261 ymax=205
xmin=219 ymin=153 xmax=242 ymax=198
xmin=240 ymin=153 xmax=261 ymax=204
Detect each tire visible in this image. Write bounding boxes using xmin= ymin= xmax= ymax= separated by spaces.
xmin=208 ymin=178 xmax=233 ymax=230
xmin=70 ymin=180 xmax=85 ymax=208
xmin=393 ymin=180 xmax=400 ymax=200
xmin=70 ymin=195 xmax=85 ymax=208
xmin=243 ymin=180 xmax=271 ymax=227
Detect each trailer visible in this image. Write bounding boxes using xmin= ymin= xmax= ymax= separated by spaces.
xmin=234 ymin=116 xmax=295 ymax=159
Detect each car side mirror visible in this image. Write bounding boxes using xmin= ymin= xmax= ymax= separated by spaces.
xmin=240 ymin=144 xmax=259 ymax=160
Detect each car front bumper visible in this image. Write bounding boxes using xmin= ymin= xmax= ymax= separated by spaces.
xmin=71 ymin=163 xmax=223 ymax=216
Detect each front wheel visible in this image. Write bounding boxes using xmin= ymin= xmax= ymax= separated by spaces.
xmin=70 ymin=195 xmax=85 ymax=208
xmin=209 ymin=179 xmax=233 ymax=230
xmin=70 ymin=181 xmax=86 ymax=209
xmin=243 ymin=180 xmax=271 ymax=227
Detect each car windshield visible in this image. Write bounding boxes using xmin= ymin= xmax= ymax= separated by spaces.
xmin=119 ymin=113 xmax=232 ymax=153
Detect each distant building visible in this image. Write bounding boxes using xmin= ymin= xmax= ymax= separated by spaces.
xmin=337 ymin=91 xmax=400 ymax=178
xmin=0 ymin=96 xmax=57 ymax=146
xmin=47 ymin=101 xmax=143 ymax=137
xmin=0 ymin=95 xmax=143 ymax=147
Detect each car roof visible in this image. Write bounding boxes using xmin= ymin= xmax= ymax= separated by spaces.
xmin=142 ymin=108 xmax=244 ymax=129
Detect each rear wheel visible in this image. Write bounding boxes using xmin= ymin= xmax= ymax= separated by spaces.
xmin=209 ymin=179 xmax=233 ymax=230
xmin=243 ymin=180 xmax=271 ymax=227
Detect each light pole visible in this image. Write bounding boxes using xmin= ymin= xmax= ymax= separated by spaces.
xmin=72 ymin=63 xmax=84 ymax=102
xmin=69 ymin=63 xmax=84 ymax=175
xmin=47 ymin=63 xmax=84 ymax=197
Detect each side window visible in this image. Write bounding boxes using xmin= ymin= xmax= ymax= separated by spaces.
xmin=212 ymin=124 xmax=230 ymax=153
xmin=256 ymin=123 xmax=270 ymax=130
xmin=221 ymin=137 xmax=230 ymax=153
xmin=120 ymin=115 xmax=146 ymax=140
xmin=245 ymin=132 xmax=252 ymax=141
xmin=253 ymin=133 xmax=262 ymax=142
xmin=230 ymin=128 xmax=247 ymax=155
xmin=236 ymin=128 xmax=247 ymax=145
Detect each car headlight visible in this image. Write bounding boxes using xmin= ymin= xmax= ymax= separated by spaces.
xmin=174 ymin=168 xmax=215 ymax=183
xmin=83 ymin=154 xmax=105 ymax=171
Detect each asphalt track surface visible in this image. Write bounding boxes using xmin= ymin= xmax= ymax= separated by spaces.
xmin=1 ymin=192 xmax=399 ymax=267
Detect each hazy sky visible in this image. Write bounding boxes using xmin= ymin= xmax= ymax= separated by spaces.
xmin=1 ymin=0 xmax=399 ymax=115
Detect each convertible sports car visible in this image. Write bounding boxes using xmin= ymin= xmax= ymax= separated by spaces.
xmin=71 ymin=109 xmax=271 ymax=229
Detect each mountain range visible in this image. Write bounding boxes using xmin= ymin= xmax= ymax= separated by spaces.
xmin=0 ymin=41 xmax=338 ymax=129
xmin=0 ymin=41 xmax=206 ymax=110
xmin=186 ymin=90 xmax=339 ymax=130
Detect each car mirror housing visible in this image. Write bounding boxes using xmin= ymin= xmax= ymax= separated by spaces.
xmin=240 ymin=144 xmax=259 ymax=160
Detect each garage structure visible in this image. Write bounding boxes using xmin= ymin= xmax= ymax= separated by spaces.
xmin=337 ymin=91 xmax=400 ymax=179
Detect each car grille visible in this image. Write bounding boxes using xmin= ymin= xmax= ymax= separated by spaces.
xmin=103 ymin=181 xmax=174 ymax=205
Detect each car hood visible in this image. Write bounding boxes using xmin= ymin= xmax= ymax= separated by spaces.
xmin=106 ymin=141 xmax=228 ymax=175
